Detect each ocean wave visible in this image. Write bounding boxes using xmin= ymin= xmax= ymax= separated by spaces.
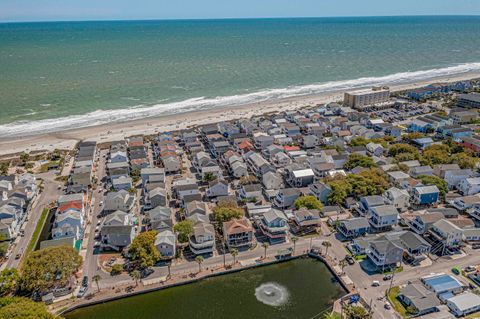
xmin=1 ymin=62 xmax=480 ymax=137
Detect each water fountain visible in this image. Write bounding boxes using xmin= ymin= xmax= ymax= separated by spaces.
xmin=254 ymin=282 xmax=290 ymax=307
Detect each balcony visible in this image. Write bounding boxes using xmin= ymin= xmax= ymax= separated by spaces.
xmin=189 ymin=237 xmax=215 ymax=255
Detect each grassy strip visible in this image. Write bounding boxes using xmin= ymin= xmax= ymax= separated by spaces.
xmin=386 ymin=286 xmax=409 ymax=318
xmin=383 ymin=265 xmax=403 ymax=275
xmin=25 ymin=208 xmax=49 ymax=254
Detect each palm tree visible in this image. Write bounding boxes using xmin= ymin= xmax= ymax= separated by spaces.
xmin=130 ymin=270 xmax=141 ymax=287
xmin=230 ymin=248 xmax=239 ymax=265
xmin=291 ymin=236 xmax=298 ymax=255
xmin=92 ymin=274 xmax=101 ymax=292
xmin=322 ymin=240 xmax=332 ymax=257
xmin=323 ymin=312 xmax=341 ymax=319
xmin=261 ymin=242 xmax=269 ymax=258
xmin=339 ymin=259 xmax=348 ymax=274
xmin=195 ymin=256 xmax=204 ymax=273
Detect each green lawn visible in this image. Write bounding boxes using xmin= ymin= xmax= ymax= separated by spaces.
xmin=354 ymin=254 xmax=367 ymax=261
xmin=383 ymin=265 xmax=404 ymax=275
xmin=466 ymin=311 xmax=480 ymax=318
xmin=25 ymin=208 xmax=49 ymax=254
xmin=387 ymin=286 xmax=409 ymax=318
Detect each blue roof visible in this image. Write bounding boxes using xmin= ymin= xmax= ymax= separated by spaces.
xmin=423 ymin=274 xmax=462 ymax=293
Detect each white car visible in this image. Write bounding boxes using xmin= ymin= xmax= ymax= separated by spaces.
xmin=77 ymin=286 xmax=88 ymax=298
xmin=372 ymin=280 xmax=380 ymax=287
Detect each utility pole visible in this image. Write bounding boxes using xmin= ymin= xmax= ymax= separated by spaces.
xmin=368 ymin=298 xmax=373 ymax=318
xmin=388 ymin=261 xmax=399 ymax=294
xmin=222 ymin=240 xmax=226 ymax=268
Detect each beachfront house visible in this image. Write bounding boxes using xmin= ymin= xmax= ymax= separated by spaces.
xmin=145 ymin=206 xmax=173 ymax=232
xmin=189 ymin=222 xmax=215 ymax=255
xmin=103 ymin=190 xmax=135 ymax=214
xmin=285 ymin=166 xmax=315 ymax=188
xmin=408 ymin=212 xmax=444 ymax=235
xmin=223 ymin=218 xmax=254 ymax=249
xmin=100 ymin=211 xmax=135 ymax=251
xmin=259 ymin=209 xmax=289 ymax=244
xmin=274 ymin=188 xmax=301 ymax=208
xmin=384 ymin=187 xmax=410 ymax=212
xmin=337 ymin=217 xmax=370 ymax=239
xmin=155 ymin=230 xmax=176 ymax=259
xmin=357 ymin=195 xmax=385 ymax=215
xmin=368 ymin=205 xmax=398 ymax=232
xmin=429 ymin=219 xmax=463 ymax=252
xmin=366 ymin=237 xmax=403 ymax=272
xmin=411 ymin=185 xmax=440 ymax=206
xmin=458 ymin=177 xmax=480 ymax=196
xmin=309 ymin=182 xmax=332 ymax=205
xmin=447 ymin=292 xmax=480 ymax=317
xmin=398 ymin=283 xmax=440 ymax=316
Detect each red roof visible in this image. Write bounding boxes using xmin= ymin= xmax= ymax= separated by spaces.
xmin=58 ymin=202 xmax=82 ymax=213
xmin=284 ymin=145 xmax=300 ymax=151
xmin=238 ymin=140 xmax=254 ymax=150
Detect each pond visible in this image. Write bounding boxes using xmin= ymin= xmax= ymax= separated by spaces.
xmin=65 ymin=258 xmax=345 ymax=319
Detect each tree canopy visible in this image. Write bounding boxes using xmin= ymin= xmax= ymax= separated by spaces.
xmin=0 ymin=234 xmax=8 ymax=258
xmin=401 ymin=132 xmax=425 ymax=142
xmin=173 ymin=220 xmax=194 ymax=243
xmin=294 ymin=196 xmax=323 ymax=211
xmin=344 ymin=153 xmax=377 ymax=170
xmin=128 ymin=231 xmax=161 ymax=269
xmin=20 ymin=246 xmax=82 ymax=294
xmin=451 ymin=152 xmax=478 ymax=169
xmin=326 ymin=168 xmax=390 ymax=204
xmin=388 ymin=143 xmax=419 ymax=160
xmin=0 ymin=163 xmax=8 ymax=176
xmin=350 ymin=137 xmax=370 ymax=147
xmin=0 ymin=296 xmax=57 ymax=319
xmin=327 ymin=177 xmax=352 ymax=205
xmin=213 ymin=201 xmax=244 ymax=223
xmin=0 ymin=269 xmax=19 ymax=297
xmin=420 ymin=144 xmax=450 ymax=166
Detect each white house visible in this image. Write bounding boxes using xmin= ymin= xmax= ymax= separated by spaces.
xmin=368 ymin=205 xmax=398 ymax=232
xmin=155 ymin=230 xmax=176 ymax=259
xmin=458 ymin=177 xmax=480 ymax=196
xmin=189 ymin=222 xmax=215 ymax=255
xmin=447 ymin=292 xmax=480 ymax=317
xmin=444 ymin=169 xmax=472 ymax=190
xmin=384 ymin=187 xmax=410 ymax=212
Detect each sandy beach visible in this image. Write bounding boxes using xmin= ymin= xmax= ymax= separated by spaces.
xmin=1 ymin=72 xmax=479 ymax=157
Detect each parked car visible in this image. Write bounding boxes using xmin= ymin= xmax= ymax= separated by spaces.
xmin=77 ymin=286 xmax=88 ymax=298
xmin=345 ymin=255 xmax=355 ymax=265
xmin=465 ymin=266 xmax=477 ymax=273
xmin=383 ymin=274 xmax=393 ymax=281
xmin=384 ymin=302 xmax=391 ymax=310
xmin=82 ymin=276 xmax=89 ymax=287
xmin=372 ymin=281 xmax=380 ymax=287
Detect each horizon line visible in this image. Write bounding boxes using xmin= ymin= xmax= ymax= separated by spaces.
xmin=1 ymin=14 xmax=479 ymax=24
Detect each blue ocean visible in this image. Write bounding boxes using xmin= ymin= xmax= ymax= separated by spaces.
xmin=0 ymin=16 xmax=480 ymax=135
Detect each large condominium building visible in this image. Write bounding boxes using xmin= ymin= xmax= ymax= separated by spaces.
xmin=457 ymin=93 xmax=480 ymax=109
xmin=344 ymin=87 xmax=390 ymax=109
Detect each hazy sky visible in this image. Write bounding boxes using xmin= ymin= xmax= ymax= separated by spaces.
xmin=1 ymin=0 xmax=479 ymax=22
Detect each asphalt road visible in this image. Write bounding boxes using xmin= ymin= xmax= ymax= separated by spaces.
xmin=82 ymin=149 xmax=108 ymax=287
